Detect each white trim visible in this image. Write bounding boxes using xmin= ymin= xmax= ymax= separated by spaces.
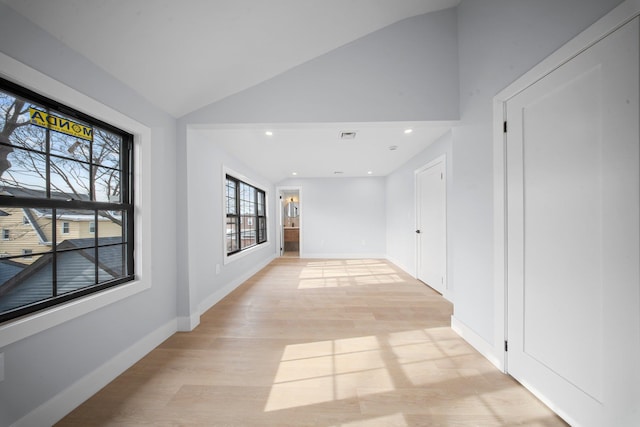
xmin=492 ymin=97 xmax=508 ymax=372
xmin=492 ymin=0 xmax=640 ymax=383
xmin=10 ymin=318 xmax=176 ymax=427
xmin=198 ymin=254 xmax=275 ymax=316
xmin=177 ymin=313 xmax=201 ymax=332
xmin=384 ymin=256 xmax=412 ymax=276
xmin=177 ymin=253 xmax=276 ymax=332
xmin=178 ymin=313 xmax=200 ymax=332
xmin=0 ymin=52 xmax=153 ymax=348
xmin=301 ymin=253 xmax=387 ymax=259
xmin=451 ymin=315 xmax=502 ymax=371
xmin=276 ymin=185 xmax=303 ymax=257
xmin=414 ymin=155 xmax=448 ymax=299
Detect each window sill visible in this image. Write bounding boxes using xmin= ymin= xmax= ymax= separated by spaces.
xmin=224 ymin=241 xmax=271 ymax=265
xmin=0 ymin=278 xmax=149 ymax=348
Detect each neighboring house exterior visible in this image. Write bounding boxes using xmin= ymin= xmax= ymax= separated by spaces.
xmin=0 ymin=187 xmax=121 ymax=264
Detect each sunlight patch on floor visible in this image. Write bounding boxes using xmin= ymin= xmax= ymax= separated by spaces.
xmin=264 ymin=335 xmax=396 ymax=412
xmin=297 ymin=263 xmax=404 ymax=289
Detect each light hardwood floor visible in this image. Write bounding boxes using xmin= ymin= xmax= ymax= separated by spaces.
xmin=57 ymin=258 xmax=567 ymax=426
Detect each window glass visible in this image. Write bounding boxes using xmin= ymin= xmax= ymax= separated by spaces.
xmin=225 ymin=174 xmax=267 ymax=256
xmin=0 ymin=78 xmax=134 ymax=323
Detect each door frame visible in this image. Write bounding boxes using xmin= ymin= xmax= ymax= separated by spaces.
xmin=492 ymin=0 xmax=640 ymax=376
xmin=414 ymin=155 xmax=448 ymax=299
xmin=276 ymin=185 xmax=302 ymax=257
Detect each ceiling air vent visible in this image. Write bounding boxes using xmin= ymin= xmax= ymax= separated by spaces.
xmin=340 ymin=131 xmax=357 ymax=140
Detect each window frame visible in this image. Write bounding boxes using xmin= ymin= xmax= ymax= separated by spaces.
xmin=0 ymin=76 xmax=135 ymax=324
xmin=224 ymin=169 xmax=268 ymax=262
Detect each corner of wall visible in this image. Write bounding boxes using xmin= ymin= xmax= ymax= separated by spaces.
xmin=451 ymin=315 xmax=504 ymax=372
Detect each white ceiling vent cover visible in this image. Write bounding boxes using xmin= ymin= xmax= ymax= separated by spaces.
xmin=340 ymin=131 xmax=357 ymax=140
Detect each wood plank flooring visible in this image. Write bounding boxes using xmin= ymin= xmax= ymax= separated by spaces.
xmin=57 ymin=258 xmax=567 ymax=426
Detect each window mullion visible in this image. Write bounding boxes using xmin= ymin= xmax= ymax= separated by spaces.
xmin=45 ymin=106 xmax=51 ymax=199
xmin=52 ymin=208 xmax=58 ymax=297
xmin=94 ymin=210 xmax=99 ymax=285
xmin=235 ymin=180 xmax=241 ymax=251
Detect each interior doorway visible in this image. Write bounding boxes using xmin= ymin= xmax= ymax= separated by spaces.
xmin=279 ymin=187 xmax=301 ymax=257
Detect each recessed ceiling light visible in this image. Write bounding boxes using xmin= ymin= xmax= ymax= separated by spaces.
xmin=265 ymin=131 xmax=273 ymax=136
xmin=367 ymin=171 xmax=373 ymax=175
xmin=404 ymin=128 xmax=413 ymax=134
xmin=389 ymin=145 xmax=398 ymax=151
xmin=291 ymin=172 xmax=297 ymax=176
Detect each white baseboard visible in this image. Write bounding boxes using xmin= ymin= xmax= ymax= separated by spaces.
xmin=177 ymin=312 xmax=201 ymax=332
xmin=198 ymin=254 xmax=276 ymax=317
xmin=301 ymin=253 xmax=386 ymax=259
xmin=12 ymin=318 xmax=177 ymax=427
xmin=384 ymin=256 xmax=414 ymax=276
xmin=451 ymin=315 xmax=503 ymax=371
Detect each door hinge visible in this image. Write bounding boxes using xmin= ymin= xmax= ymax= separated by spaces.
xmin=504 ymin=340 xmax=508 ymax=352
xmin=503 ymin=121 xmax=508 ymax=133
xmin=441 ymin=172 xmax=443 ymax=179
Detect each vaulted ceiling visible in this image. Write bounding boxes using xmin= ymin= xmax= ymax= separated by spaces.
xmin=2 ymin=0 xmax=461 ymax=181
xmin=3 ymin=0 xmax=460 ymax=117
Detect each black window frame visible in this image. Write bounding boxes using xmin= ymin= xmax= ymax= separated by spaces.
xmin=0 ymin=77 xmax=135 ymax=324
xmin=225 ymin=174 xmax=267 ymax=256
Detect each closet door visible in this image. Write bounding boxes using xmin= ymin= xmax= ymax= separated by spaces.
xmin=506 ymin=18 xmax=639 ymax=426
xmin=416 ymin=159 xmax=446 ymax=294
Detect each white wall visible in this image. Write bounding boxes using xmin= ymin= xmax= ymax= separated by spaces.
xmin=183 ymin=128 xmax=277 ymax=329
xmin=279 ymin=177 xmax=387 ymax=258
xmin=451 ymin=0 xmax=624 ymax=347
xmin=386 ymin=131 xmax=453 ymax=279
xmin=183 ymin=8 xmax=459 ymax=124
xmin=0 ymin=4 xmax=178 ymax=426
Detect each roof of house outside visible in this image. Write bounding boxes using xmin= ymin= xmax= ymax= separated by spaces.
xmin=0 ymin=258 xmax=26 ymax=286
xmin=0 ymin=186 xmax=91 ymax=201
xmin=0 ymin=236 xmax=124 ymax=313
xmin=1 ymin=186 xmax=121 ymax=221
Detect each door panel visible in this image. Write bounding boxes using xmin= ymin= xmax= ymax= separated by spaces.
xmin=416 ymin=160 xmax=446 ymax=294
xmin=506 ymin=18 xmax=639 ymax=426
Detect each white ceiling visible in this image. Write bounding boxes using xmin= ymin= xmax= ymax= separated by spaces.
xmin=192 ymin=121 xmax=453 ymax=182
xmin=3 ymin=0 xmax=460 ymax=180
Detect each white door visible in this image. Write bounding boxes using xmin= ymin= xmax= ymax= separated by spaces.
xmin=416 ymin=159 xmax=446 ymax=294
xmin=506 ymin=18 xmax=639 ymax=426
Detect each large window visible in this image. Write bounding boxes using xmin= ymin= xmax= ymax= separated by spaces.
xmin=0 ymin=78 xmax=134 ymax=323
xmin=225 ymin=174 xmax=267 ymax=256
